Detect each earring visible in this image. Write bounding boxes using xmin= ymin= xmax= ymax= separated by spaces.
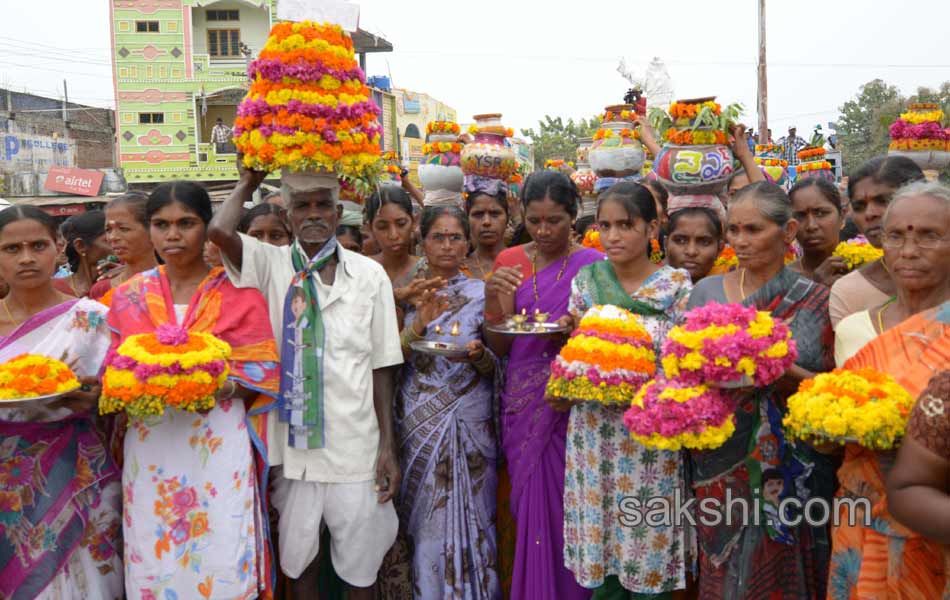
xmin=650 ymin=238 xmax=663 ymax=264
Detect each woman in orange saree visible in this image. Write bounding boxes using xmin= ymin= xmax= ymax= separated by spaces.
xmin=828 ymin=182 xmax=950 ymax=600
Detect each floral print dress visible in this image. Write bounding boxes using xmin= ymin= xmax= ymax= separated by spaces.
xmin=563 ymin=265 xmax=693 ymax=593
xmin=116 ymin=284 xmax=278 ymax=600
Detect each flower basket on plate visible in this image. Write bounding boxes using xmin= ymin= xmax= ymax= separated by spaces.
xmin=101 ymin=324 xmax=231 ymax=417
xmin=0 ymin=355 xmax=79 ymax=400
xmin=661 ymin=302 xmax=797 ymax=387
xmin=546 ymin=305 xmax=655 ymax=405
xmin=784 ymin=368 xmax=914 ymax=450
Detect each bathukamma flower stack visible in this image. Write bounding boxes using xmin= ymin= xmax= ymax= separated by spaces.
xmin=546 ymin=304 xmax=655 ymax=405
xmin=100 ymin=324 xmax=231 ymax=417
xmin=233 ymin=21 xmax=382 ymax=188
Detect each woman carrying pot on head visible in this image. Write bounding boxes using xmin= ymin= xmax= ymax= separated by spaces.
xmin=483 ymin=169 xmax=603 ymax=600
xmin=787 ymin=178 xmax=848 ymax=287
xmin=686 ymin=182 xmax=836 ymax=600
xmin=0 ymin=205 xmax=122 ymax=599
xmin=396 ymin=205 xmax=500 ymax=599
xmin=55 ymin=211 xmax=112 ymax=298
xmin=828 ymin=155 xmax=924 ymax=326
xmin=829 ymin=181 xmax=950 ymax=600
xmin=109 ymin=181 xmax=280 ymax=600
xmin=94 ymin=192 xmax=159 ymax=306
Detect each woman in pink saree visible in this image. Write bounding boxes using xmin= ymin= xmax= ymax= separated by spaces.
xmin=485 ymin=171 xmax=603 ymax=600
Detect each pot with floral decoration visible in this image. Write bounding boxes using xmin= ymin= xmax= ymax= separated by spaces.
xmin=649 ymin=97 xmax=742 ymax=195
xmin=888 ymin=103 xmax=950 ymax=169
xmin=794 ymin=131 xmax=834 ymax=183
xmin=381 ymin=151 xmax=401 ymax=184
xmin=754 ymin=144 xmax=788 ymax=187
xmin=419 ymin=121 xmax=464 ymax=193
xmin=460 ymin=114 xmax=518 ymax=181
xmin=571 ymin=136 xmax=597 ymax=205
xmin=589 ymin=104 xmax=645 ymax=178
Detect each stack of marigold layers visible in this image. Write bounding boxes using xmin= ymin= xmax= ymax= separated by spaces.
xmin=546 ymin=304 xmax=655 ymax=405
xmin=784 ymin=368 xmax=914 ymax=449
xmin=889 ymin=103 xmax=950 ymax=169
xmin=100 ymin=324 xmax=231 ymax=417
xmin=795 ymin=145 xmax=834 ymax=181
xmin=623 ymin=303 xmax=798 ymax=450
xmin=754 ymin=143 xmax=788 ymax=187
xmin=0 ymin=355 xmax=79 ymax=400
xmin=233 ymin=21 xmax=382 ymax=189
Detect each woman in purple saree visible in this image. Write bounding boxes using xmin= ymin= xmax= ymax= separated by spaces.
xmin=485 ymin=171 xmax=602 ymax=600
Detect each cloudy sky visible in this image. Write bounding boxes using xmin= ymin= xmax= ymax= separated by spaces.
xmin=1 ymin=0 xmax=948 ymax=140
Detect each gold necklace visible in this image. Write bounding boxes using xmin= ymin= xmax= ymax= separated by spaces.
xmin=739 ymin=268 xmax=747 ymax=299
xmin=3 ymin=298 xmax=20 ymax=327
xmin=532 ymin=243 xmax=572 ymax=301
xmin=877 ymin=298 xmax=896 ymax=334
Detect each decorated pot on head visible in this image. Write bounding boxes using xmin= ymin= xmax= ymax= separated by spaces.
xmin=794 ymin=131 xmax=835 ymax=183
xmin=460 ymin=114 xmax=518 ymax=181
xmin=888 ymin=103 xmax=950 ymax=170
xmin=381 ymin=150 xmax=402 ymax=184
xmin=653 ymin=97 xmax=739 ymax=196
xmin=589 ymin=104 xmax=645 ymax=178
xmin=419 ymin=120 xmax=464 ymax=194
xmin=576 ymin=136 xmax=593 ymax=165
xmin=753 ymin=143 xmax=788 ymax=186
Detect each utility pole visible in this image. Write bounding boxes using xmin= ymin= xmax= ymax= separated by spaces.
xmin=62 ymin=79 xmax=69 ymax=126
xmin=757 ymin=0 xmax=767 ymax=143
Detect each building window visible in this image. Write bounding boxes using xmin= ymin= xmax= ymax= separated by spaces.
xmin=404 ymin=124 xmax=421 ymax=139
xmin=208 ymin=29 xmax=241 ymax=58
xmin=206 ymin=9 xmax=239 ymax=21
xmin=135 ymin=21 xmax=160 ymax=33
xmin=139 ymin=113 xmax=164 ymax=124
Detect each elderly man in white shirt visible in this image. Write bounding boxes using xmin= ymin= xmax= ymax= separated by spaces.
xmin=209 ymin=164 xmax=402 ymax=600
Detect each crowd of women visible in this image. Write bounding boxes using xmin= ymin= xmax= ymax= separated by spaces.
xmin=2 ymin=123 xmax=950 ymax=600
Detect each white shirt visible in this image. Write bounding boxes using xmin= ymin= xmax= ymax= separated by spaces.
xmin=223 ymin=234 xmax=403 ymax=482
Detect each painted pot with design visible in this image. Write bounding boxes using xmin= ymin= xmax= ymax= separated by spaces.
xmin=654 ymin=143 xmax=735 ymax=196
xmin=576 ymin=136 xmax=593 ymax=165
xmin=589 ymin=104 xmax=645 ymax=178
xmin=420 ymin=123 xmax=464 ymax=192
xmin=571 ymin=168 xmax=597 ymax=198
xmin=460 ymin=114 xmax=517 ymax=180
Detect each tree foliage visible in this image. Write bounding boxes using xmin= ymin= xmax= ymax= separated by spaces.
xmin=520 ymin=115 xmax=599 ymax=169
xmin=836 ymin=79 xmax=950 ymax=179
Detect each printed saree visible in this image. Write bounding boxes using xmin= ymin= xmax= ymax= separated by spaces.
xmin=0 ymin=298 xmax=122 ymax=600
xmin=689 ymin=268 xmax=836 ymax=600
xmin=107 ymin=267 xmax=279 ymax=600
xmin=827 ymin=302 xmax=950 ymax=600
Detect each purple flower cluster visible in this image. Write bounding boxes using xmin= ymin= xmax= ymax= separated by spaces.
xmin=623 ymin=378 xmax=737 ymax=438
xmin=889 ymin=119 xmax=950 ymax=141
xmin=248 ymin=58 xmax=366 ymax=85
xmin=156 ymin=324 xmax=189 ymax=346
xmin=111 ymin=355 xmax=227 ymax=381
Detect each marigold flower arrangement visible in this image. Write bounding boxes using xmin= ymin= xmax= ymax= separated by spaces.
xmin=468 ymin=124 xmax=514 ymax=138
xmin=661 ymin=303 xmax=797 ymax=387
xmin=0 ymin=354 xmax=79 ymax=400
xmin=582 ymin=228 xmax=604 ymax=252
xmin=713 ymin=245 xmax=796 ymax=273
xmin=623 ymin=377 xmax=738 ymax=450
xmin=422 ymin=141 xmax=463 ymax=155
xmin=545 ymin=159 xmax=567 ymax=170
xmin=783 ymin=368 xmax=914 ymax=449
xmin=833 ymin=237 xmax=883 ymax=270
xmin=233 ymin=21 xmax=382 ymax=191
xmin=601 ymin=109 xmax=638 ymax=122
xmin=755 ymin=157 xmax=788 ymax=167
xmin=669 ymin=100 xmax=721 ymax=120
xmin=899 ymin=108 xmax=944 ymax=125
xmin=546 ymin=305 xmax=656 ymax=405
xmin=426 ymin=121 xmax=460 ymax=136
xmin=797 ymin=147 xmax=826 ymax=161
xmin=889 ymin=104 xmax=949 ymax=153
xmin=594 ymin=127 xmax=641 ymax=141
xmin=663 ymin=128 xmax=728 ymax=146
xmin=100 ymin=324 xmax=231 ymax=417
xmin=755 ymin=144 xmax=778 ymax=154
xmin=797 ymin=160 xmax=833 ymax=173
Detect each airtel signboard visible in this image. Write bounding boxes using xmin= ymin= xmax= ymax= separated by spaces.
xmin=44 ymin=167 xmax=105 ymax=197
